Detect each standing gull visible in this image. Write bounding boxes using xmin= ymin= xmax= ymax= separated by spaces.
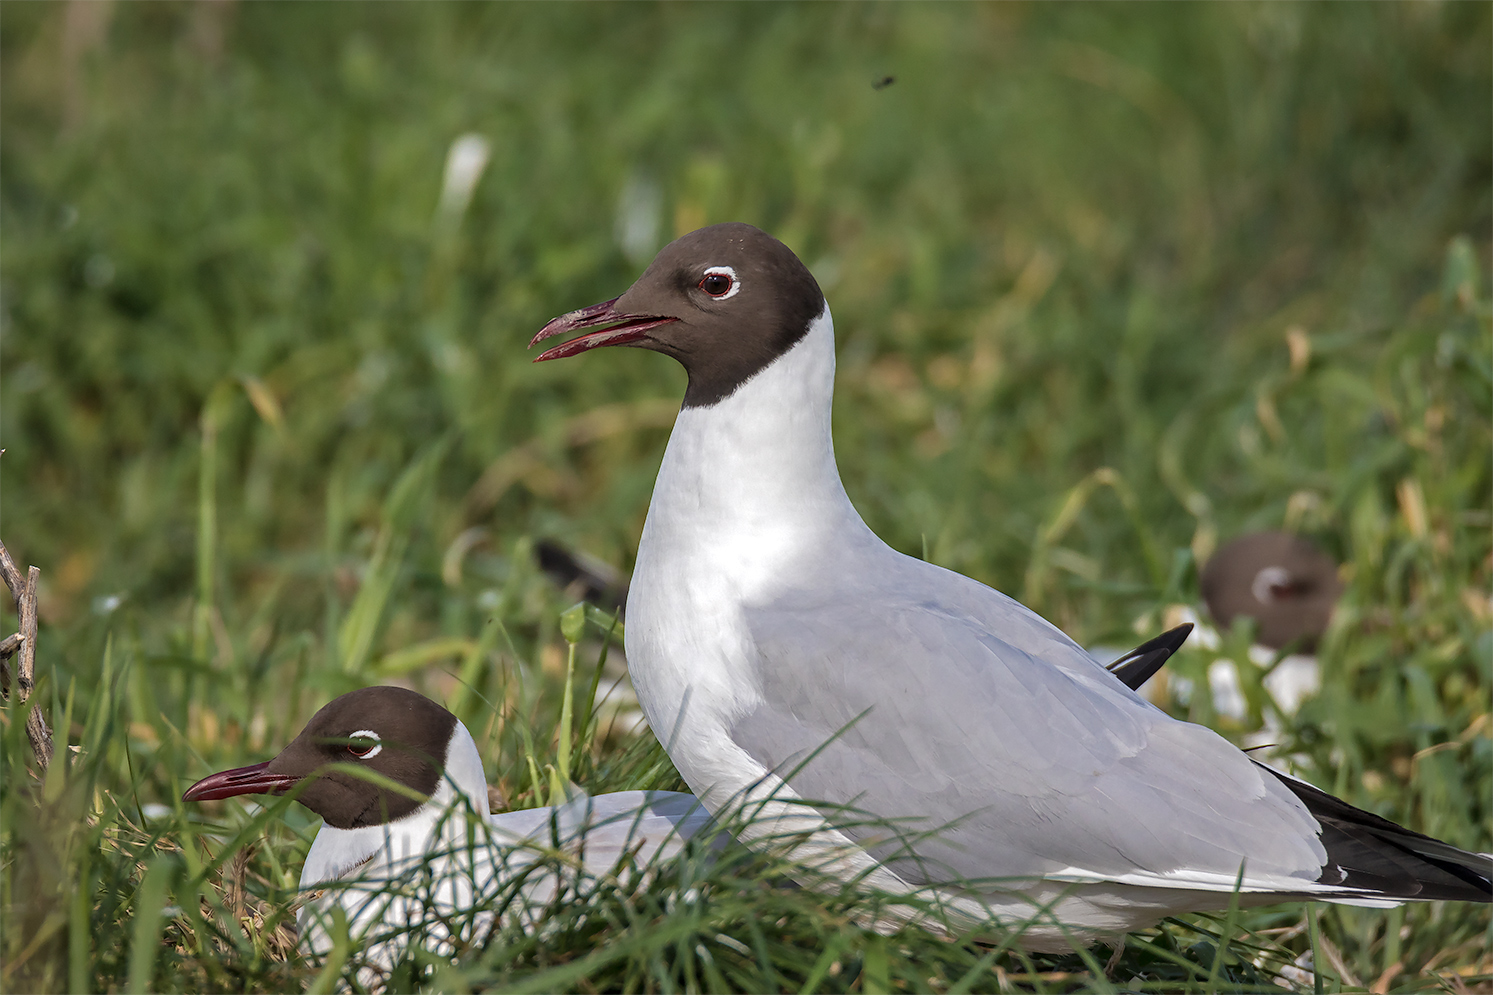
xmin=530 ymin=222 xmax=1491 ymax=949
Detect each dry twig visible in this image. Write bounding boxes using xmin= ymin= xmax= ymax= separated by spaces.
xmin=0 ymin=539 xmax=53 ymax=769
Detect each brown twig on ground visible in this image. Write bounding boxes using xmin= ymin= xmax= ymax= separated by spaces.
xmin=0 ymin=539 xmax=53 ymax=769
xmin=0 ymin=631 xmax=17 ymax=695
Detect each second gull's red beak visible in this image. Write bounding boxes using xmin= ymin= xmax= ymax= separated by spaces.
xmin=183 ymin=761 xmax=299 ymax=802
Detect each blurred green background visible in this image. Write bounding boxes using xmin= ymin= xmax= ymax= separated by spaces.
xmin=2 ymin=2 xmax=1490 ymax=991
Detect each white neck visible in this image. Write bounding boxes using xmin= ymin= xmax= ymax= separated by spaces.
xmin=638 ymin=307 xmax=864 ymax=594
xmin=299 ymin=721 xmax=489 ymax=889
xmin=625 ymin=307 xmax=875 ymax=790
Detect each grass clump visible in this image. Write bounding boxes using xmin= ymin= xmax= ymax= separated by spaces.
xmin=3 ymin=3 xmax=1490 ymax=992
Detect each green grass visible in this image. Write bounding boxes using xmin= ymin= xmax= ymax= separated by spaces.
xmin=2 ymin=3 xmax=1490 ymax=992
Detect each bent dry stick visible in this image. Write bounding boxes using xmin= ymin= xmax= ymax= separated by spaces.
xmin=0 ymin=538 xmax=53 ymax=769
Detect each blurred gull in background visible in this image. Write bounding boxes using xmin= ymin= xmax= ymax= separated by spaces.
xmin=1094 ymin=532 xmax=1343 ymax=754
xmin=1202 ymin=531 xmax=1342 ymax=653
xmin=1197 ymin=532 xmax=1342 ymax=749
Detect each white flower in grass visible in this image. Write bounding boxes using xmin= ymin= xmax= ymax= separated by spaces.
xmin=436 ymin=133 xmax=491 ymax=224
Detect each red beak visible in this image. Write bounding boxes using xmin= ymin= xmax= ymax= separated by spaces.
xmin=183 ymin=760 xmax=299 ymax=802
xmin=529 ymin=296 xmax=678 ymax=362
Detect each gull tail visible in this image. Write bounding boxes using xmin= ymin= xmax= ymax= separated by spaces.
xmin=1107 ymin=624 xmax=1193 ymax=692
xmin=1101 ymin=624 xmax=1487 ymax=903
xmin=1260 ymin=764 xmax=1493 ymax=903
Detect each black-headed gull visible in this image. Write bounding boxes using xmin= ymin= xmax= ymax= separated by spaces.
xmin=184 ymin=687 xmax=715 ymax=979
xmin=530 ymin=222 xmax=1491 ymax=950
xmin=1202 ymin=531 xmax=1342 ymax=652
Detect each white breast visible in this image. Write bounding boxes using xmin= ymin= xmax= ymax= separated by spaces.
xmin=625 ymin=308 xmax=869 ymax=803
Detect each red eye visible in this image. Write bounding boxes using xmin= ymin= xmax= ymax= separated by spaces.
xmin=699 ymin=268 xmax=737 ymax=298
xmin=347 ymin=743 xmax=375 ymax=757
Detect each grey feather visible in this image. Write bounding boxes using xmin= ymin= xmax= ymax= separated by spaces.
xmin=732 ymin=549 xmax=1329 ymax=889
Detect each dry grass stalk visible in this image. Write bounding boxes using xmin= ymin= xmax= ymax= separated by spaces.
xmin=0 ymin=538 xmax=53 ymax=768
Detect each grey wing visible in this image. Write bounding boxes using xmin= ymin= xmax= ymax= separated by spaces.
xmin=481 ymin=791 xmax=717 ymax=911
xmin=732 ymin=565 xmax=1327 ymax=891
xmin=488 ymin=806 xmax=557 ymax=842
xmin=563 ymin=790 xmax=719 ymax=870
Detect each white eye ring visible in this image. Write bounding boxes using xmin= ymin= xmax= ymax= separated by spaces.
xmin=699 ymin=265 xmax=740 ymax=300
xmin=1251 ymin=566 xmax=1293 ymax=604
xmin=347 ymin=729 xmax=382 ymax=759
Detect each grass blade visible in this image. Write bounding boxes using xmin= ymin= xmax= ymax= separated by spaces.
xmin=127 ymin=857 xmax=177 ymax=995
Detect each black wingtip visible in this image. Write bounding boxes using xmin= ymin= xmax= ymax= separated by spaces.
xmin=1107 ymin=623 xmax=1194 ymax=691
xmin=1261 ymin=763 xmax=1493 ymax=903
xmin=534 ymin=539 xmax=629 ymax=612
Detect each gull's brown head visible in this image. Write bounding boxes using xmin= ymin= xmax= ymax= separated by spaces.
xmin=183 ymin=687 xmax=459 ymax=830
xmin=530 ymin=222 xmax=825 ymax=407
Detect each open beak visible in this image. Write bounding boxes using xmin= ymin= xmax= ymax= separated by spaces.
xmin=529 ymin=296 xmax=678 ymax=362
xmin=183 ymin=761 xmax=299 ymax=802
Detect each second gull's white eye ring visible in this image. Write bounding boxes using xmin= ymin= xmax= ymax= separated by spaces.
xmin=347 ymin=729 xmax=382 ymax=759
